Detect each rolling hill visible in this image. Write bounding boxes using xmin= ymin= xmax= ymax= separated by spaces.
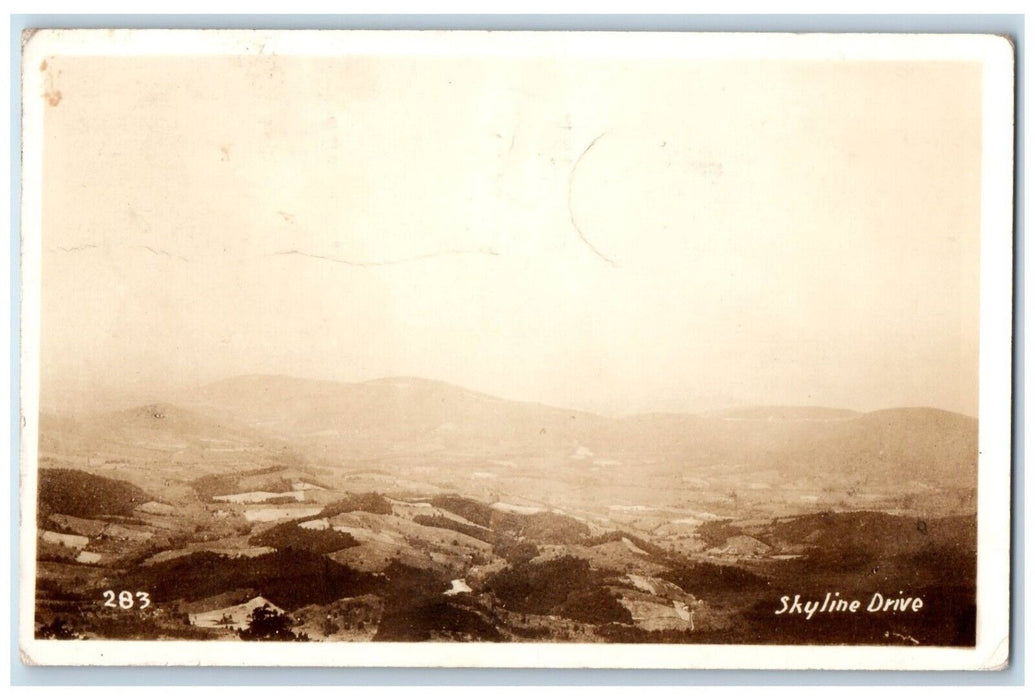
xmin=33 ymin=374 xmax=979 ymax=646
xmin=40 ymin=374 xmax=977 ymax=491
xmin=38 ymin=401 xmax=299 ymax=466
xmin=180 ymin=374 xmax=613 ymax=458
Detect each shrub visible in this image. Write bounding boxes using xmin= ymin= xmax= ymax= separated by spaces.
xmin=36 ymin=617 xmax=80 ymax=640
xmin=239 ymin=604 xmax=304 ymax=641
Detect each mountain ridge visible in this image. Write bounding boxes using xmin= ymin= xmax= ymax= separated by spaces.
xmin=185 ymin=373 xmax=973 ymax=422
xmin=38 ymin=374 xmax=978 ymax=492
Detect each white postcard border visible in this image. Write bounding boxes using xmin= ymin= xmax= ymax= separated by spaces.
xmin=17 ymin=29 xmax=1015 ymax=670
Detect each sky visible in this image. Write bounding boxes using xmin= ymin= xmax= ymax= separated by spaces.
xmin=36 ymin=43 xmax=983 ymax=416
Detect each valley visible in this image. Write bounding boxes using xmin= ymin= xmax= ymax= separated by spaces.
xmin=33 ymin=376 xmax=978 ymax=646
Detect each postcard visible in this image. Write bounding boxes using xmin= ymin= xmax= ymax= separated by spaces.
xmin=18 ymin=29 xmax=1014 ymax=669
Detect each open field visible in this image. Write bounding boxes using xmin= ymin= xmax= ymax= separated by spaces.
xmin=34 ymin=376 xmax=977 ymax=645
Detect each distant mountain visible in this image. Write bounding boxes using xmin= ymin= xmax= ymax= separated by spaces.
xmin=181 ymin=374 xmax=612 ymax=458
xmin=38 ymin=402 xmax=292 ymax=464
xmin=604 ymin=406 xmax=975 ymax=487
xmin=575 ymin=393 xmax=747 ymax=417
xmin=708 ymin=406 xmax=861 ymax=421
xmin=41 ymin=375 xmax=978 ymax=491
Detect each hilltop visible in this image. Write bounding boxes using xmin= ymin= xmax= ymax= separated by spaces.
xmin=33 ymin=374 xmax=979 ymax=645
xmin=38 ymin=374 xmax=978 ymax=494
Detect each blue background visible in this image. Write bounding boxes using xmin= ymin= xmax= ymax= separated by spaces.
xmin=8 ymin=13 xmax=1024 ymax=686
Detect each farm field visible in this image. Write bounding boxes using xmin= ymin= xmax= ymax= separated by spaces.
xmin=33 ymin=376 xmax=977 ymax=645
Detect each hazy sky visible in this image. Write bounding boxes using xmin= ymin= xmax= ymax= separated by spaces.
xmin=37 ymin=48 xmax=982 ymax=416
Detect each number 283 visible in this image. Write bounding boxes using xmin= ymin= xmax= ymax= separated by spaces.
xmin=102 ymin=590 xmax=150 ymax=609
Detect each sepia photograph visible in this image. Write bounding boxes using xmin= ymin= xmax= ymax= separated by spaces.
xmin=17 ymin=29 xmax=1014 ymax=669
